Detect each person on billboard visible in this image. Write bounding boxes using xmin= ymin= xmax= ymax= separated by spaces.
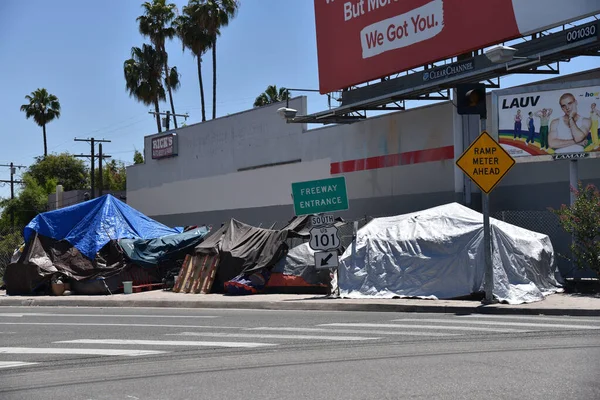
xmin=513 ymin=109 xmax=522 ymax=139
xmin=591 ymin=103 xmax=599 ymax=148
xmin=534 ymin=108 xmax=553 ymax=150
xmin=548 ymin=93 xmax=592 ymax=154
xmin=526 ymin=112 xmax=536 ymax=145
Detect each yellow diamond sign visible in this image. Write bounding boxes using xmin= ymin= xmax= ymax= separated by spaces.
xmin=456 ymin=131 xmax=515 ymax=194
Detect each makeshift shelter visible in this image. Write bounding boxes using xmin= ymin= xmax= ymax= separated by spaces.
xmin=265 ymin=242 xmax=332 ymax=294
xmin=333 ymin=203 xmax=563 ymax=304
xmin=174 ymin=218 xmax=302 ymax=294
xmin=4 ymin=195 xmax=182 ymax=295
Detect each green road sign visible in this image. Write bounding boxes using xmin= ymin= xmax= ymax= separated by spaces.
xmin=291 ymin=176 xmax=349 ymax=216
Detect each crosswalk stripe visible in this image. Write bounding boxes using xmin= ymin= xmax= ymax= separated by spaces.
xmin=244 ymin=327 xmax=460 ymax=337
xmin=453 ymin=315 xmax=600 ymax=323
xmin=56 ymin=339 xmax=277 ymax=348
xmin=0 ymin=313 xmax=218 ymax=319
xmin=167 ymin=332 xmax=379 ymax=341
xmin=0 ymin=361 xmax=38 ymax=369
xmin=0 ymin=348 xmax=166 ymax=356
xmin=390 ymin=318 xmax=600 ymax=330
xmin=0 ymin=322 xmax=238 ymax=329
xmin=318 ymin=323 xmax=531 ymax=333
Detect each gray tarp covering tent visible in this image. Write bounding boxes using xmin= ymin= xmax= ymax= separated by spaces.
xmin=332 ymin=203 xmax=563 ymax=304
xmin=195 ymin=219 xmax=294 ymax=292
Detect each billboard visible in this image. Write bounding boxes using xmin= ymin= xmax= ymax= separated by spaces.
xmin=151 ymin=133 xmax=178 ymax=159
xmin=497 ymin=86 xmax=600 ymax=158
xmin=314 ymin=0 xmax=600 ymax=94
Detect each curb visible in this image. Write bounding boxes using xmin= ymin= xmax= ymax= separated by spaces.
xmin=1 ymin=297 xmax=599 ymax=317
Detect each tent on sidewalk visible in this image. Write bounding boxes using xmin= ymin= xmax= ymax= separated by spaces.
xmin=174 ymin=218 xmax=311 ymax=295
xmin=4 ymin=194 xmax=183 ymax=295
xmin=332 ymin=202 xmax=563 ymax=304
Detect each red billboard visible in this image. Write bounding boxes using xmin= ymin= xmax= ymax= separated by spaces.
xmin=314 ymin=0 xmax=600 ymax=94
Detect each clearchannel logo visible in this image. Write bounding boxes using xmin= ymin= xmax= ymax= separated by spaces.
xmin=423 ymin=61 xmax=474 ymax=82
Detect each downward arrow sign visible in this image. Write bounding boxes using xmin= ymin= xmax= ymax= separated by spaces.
xmin=320 ymin=253 xmax=333 ymax=266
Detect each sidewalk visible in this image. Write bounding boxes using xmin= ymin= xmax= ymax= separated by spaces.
xmin=1 ymin=290 xmax=600 ymax=316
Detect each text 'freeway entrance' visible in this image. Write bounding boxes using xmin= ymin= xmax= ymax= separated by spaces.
xmin=291 ymin=176 xmax=349 ymax=216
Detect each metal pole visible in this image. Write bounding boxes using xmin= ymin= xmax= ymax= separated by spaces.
xmin=98 ymin=143 xmax=103 ymax=197
xmin=569 ymin=160 xmax=578 ymax=206
xmin=569 ymin=159 xmax=578 ymax=272
xmin=9 ymin=162 xmax=14 ymax=228
xmin=90 ymin=138 xmax=95 ymax=199
xmin=481 ymin=117 xmax=494 ymax=303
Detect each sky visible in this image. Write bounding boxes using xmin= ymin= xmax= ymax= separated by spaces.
xmin=0 ymin=1 xmax=597 ymax=201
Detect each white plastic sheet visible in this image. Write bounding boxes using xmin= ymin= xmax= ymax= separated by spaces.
xmin=332 ymin=203 xmax=563 ymax=304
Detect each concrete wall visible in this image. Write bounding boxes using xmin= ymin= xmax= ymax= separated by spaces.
xmin=128 ymin=97 xmax=456 ymax=226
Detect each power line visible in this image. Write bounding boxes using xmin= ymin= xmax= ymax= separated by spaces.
xmin=0 ymin=162 xmax=26 ymax=227
xmin=73 ymin=137 xmax=111 ymax=200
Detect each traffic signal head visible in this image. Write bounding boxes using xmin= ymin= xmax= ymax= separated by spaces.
xmin=457 ymin=83 xmax=487 ymax=118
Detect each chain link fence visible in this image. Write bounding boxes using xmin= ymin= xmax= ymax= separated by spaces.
xmin=0 ymin=226 xmax=26 ymax=284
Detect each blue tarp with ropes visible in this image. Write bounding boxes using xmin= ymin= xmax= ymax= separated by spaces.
xmin=23 ymin=194 xmax=182 ymax=260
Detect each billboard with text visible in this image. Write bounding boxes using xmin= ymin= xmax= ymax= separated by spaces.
xmin=314 ymin=0 xmax=600 ymax=93
xmin=497 ymin=86 xmax=600 ymax=158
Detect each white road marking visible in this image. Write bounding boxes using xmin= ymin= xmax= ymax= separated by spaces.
xmin=167 ymin=332 xmax=379 ymax=341
xmin=56 ymin=339 xmax=277 ymax=348
xmin=245 ymin=327 xmax=460 ymax=337
xmin=390 ymin=318 xmax=600 ymax=330
xmin=0 ymin=361 xmax=38 ymax=369
xmin=453 ymin=315 xmax=600 ymax=323
xmin=0 ymin=322 xmax=238 ymax=329
xmin=318 ymin=323 xmax=531 ymax=333
xmin=0 ymin=348 xmax=166 ymax=356
xmin=0 ymin=313 xmax=218 ymax=319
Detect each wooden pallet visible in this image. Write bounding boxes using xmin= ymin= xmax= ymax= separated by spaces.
xmin=131 ymin=283 xmax=163 ymax=293
xmin=173 ymin=253 xmax=219 ymax=294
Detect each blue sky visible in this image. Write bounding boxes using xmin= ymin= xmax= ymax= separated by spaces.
xmin=0 ymin=1 xmax=597 ymax=200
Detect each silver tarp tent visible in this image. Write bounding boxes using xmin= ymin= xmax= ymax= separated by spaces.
xmin=332 ymin=203 xmax=563 ymax=304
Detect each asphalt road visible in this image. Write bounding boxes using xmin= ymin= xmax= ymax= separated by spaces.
xmin=0 ymin=306 xmax=598 ymax=400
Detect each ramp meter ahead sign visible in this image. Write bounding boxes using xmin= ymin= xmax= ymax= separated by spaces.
xmin=456 ymin=131 xmax=515 ymax=194
xmin=291 ymin=177 xmax=349 ymax=216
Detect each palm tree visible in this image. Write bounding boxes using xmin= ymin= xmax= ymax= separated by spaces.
xmin=174 ymin=3 xmax=212 ymax=122
xmin=124 ymin=44 xmax=166 ymax=133
xmin=137 ymin=0 xmax=179 ymax=128
xmin=254 ymin=85 xmax=290 ymax=107
xmin=20 ymin=88 xmax=61 ymax=157
xmin=197 ymin=0 xmax=239 ymax=120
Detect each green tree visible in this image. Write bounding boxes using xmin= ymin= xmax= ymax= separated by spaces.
xmin=0 ymin=174 xmax=54 ymax=228
xmin=94 ymin=160 xmax=127 ymax=192
xmin=552 ymin=182 xmax=600 ymax=277
xmin=27 ymin=153 xmax=88 ymax=192
xmin=254 ymin=85 xmax=290 ymax=107
xmin=175 ymin=2 xmax=213 ymax=122
xmin=20 ymin=88 xmax=61 ymax=157
xmin=197 ymin=0 xmax=239 ymax=119
xmin=133 ymin=150 xmax=144 ymax=164
xmin=124 ymin=44 xmax=166 ymax=133
xmin=137 ymin=0 xmax=179 ymax=128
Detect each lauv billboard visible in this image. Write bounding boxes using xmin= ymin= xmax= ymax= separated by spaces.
xmin=497 ymin=86 xmax=600 ymax=158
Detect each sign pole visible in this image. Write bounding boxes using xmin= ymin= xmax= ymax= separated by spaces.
xmin=569 ymin=159 xmax=579 ymax=273
xmin=480 ymin=117 xmax=494 ymax=303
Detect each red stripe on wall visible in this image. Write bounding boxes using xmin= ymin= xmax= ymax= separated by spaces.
xmin=330 ymin=145 xmax=454 ymax=175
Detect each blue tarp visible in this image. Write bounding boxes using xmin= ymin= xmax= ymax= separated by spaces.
xmin=24 ymin=194 xmax=181 ymax=260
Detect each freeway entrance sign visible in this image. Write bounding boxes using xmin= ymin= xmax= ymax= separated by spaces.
xmin=291 ymin=177 xmax=349 ymax=216
xmin=456 ymin=131 xmax=515 ymax=194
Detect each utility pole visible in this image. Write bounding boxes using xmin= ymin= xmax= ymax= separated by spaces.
xmin=0 ymin=162 xmax=26 ymax=228
xmin=148 ymin=110 xmax=189 ymax=130
xmin=74 ymin=137 xmax=111 ymax=199
xmin=97 ymin=143 xmax=112 ymax=197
